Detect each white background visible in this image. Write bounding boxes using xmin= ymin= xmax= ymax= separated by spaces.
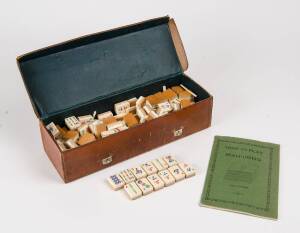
xmin=0 ymin=1 xmax=299 ymax=232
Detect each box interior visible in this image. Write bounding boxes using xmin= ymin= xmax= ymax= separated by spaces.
xmin=18 ymin=16 xmax=185 ymax=120
xmin=43 ymin=74 xmax=211 ymax=125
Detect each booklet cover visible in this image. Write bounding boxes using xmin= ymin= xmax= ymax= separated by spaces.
xmin=200 ymin=136 xmax=280 ymax=219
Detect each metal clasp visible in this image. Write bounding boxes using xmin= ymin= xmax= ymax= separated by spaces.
xmin=173 ymin=127 xmax=184 ymax=137
xmin=102 ymin=155 xmax=113 ymax=165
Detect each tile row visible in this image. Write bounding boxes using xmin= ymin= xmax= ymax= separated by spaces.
xmin=107 ymin=155 xmax=195 ymax=200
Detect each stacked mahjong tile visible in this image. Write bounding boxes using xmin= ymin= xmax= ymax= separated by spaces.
xmin=107 ymin=155 xmax=196 ymax=200
xmin=46 ymin=84 xmax=197 ymax=151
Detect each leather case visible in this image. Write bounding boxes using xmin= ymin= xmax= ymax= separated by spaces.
xmin=17 ymin=16 xmax=213 ymax=182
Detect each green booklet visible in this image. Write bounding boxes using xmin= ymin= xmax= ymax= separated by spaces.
xmin=200 ymin=136 xmax=280 ymax=219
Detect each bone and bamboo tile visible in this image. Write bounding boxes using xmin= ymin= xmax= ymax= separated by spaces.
xmin=107 ymin=156 xmax=196 ymax=200
xmin=124 ymin=182 xmax=142 ymax=200
xmin=168 ymin=165 xmax=186 ymax=181
xmin=65 ymin=139 xmax=78 ymax=149
xmin=157 ymin=157 xmax=169 ymax=170
xmin=97 ymin=111 xmax=113 ymax=121
xmin=158 ymin=169 xmax=176 ymax=186
xmin=78 ymin=123 xmax=89 ymax=136
xmin=135 ymin=178 xmax=153 ymax=195
xmin=107 ymin=174 xmax=125 ymax=190
xmin=141 ymin=162 xmax=158 ymax=175
xmin=65 ymin=116 xmax=81 ymax=130
xmin=130 ymin=166 xmax=148 ymax=179
xmin=163 ymin=155 xmax=178 ymax=167
xmin=78 ymin=115 xmax=94 ymax=123
xmin=147 ymin=173 xmax=164 ymax=191
xmin=46 ymin=84 xmax=198 ymax=150
xmin=178 ymin=163 xmax=196 ymax=178
xmin=114 ymin=100 xmax=130 ymax=115
xmin=119 ymin=169 xmax=136 ymax=184
xmin=151 ymin=159 xmax=166 ymax=171
xmin=46 ymin=122 xmax=60 ymax=138
xmin=107 ymin=120 xmax=125 ymax=131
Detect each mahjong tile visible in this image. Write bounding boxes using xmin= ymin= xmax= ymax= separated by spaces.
xmin=158 ymin=169 xmax=175 ymax=186
xmin=141 ymin=162 xmax=158 ymax=175
xmin=178 ymin=162 xmax=196 ymax=178
xmin=147 ymin=174 xmax=164 ymax=191
xmin=124 ymin=182 xmax=142 ymax=200
xmin=135 ymin=178 xmax=154 ymax=195
xmin=151 ymin=159 xmax=166 ymax=171
xmin=130 ymin=166 xmax=147 ymax=179
xmin=157 ymin=157 xmax=169 ymax=169
xmin=168 ymin=165 xmax=185 ymax=181
xmin=119 ymin=169 xmax=136 ymax=184
xmin=107 ymin=174 xmax=125 ymax=190
xmin=163 ymin=155 xmax=178 ymax=167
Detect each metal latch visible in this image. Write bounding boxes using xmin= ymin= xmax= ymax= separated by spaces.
xmin=102 ymin=155 xmax=113 ymax=165
xmin=173 ymin=127 xmax=184 ymax=137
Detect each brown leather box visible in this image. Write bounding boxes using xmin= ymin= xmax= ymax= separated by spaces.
xmin=17 ymin=16 xmax=213 ymax=183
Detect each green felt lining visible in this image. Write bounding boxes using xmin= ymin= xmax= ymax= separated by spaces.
xmin=18 ymin=16 xmax=184 ymax=120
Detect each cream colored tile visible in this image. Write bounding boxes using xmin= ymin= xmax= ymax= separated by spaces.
xmin=107 ymin=174 xmax=125 ymax=190
xmin=147 ymin=174 xmax=164 ymax=191
xmin=163 ymin=155 xmax=178 ymax=167
xmin=119 ymin=169 xmax=136 ymax=184
xmin=141 ymin=162 xmax=158 ymax=175
xmin=135 ymin=178 xmax=154 ymax=195
xmin=130 ymin=166 xmax=147 ymax=179
xmin=158 ymin=169 xmax=175 ymax=186
xmin=178 ymin=162 xmax=196 ymax=178
xmin=124 ymin=182 xmax=142 ymax=200
xmin=168 ymin=165 xmax=185 ymax=181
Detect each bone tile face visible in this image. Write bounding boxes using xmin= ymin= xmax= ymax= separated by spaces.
xmin=114 ymin=100 xmax=130 ymax=115
xmin=124 ymin=182 xmax=142 ymax=200
xmin=157 ymin=158 xmax=169 ymax=169
xmin=46 ymin=122 xmax=60 ymax=138
xmin=135 ymin=178 xmax=153 ymax=195
xmin=178 ymin=162 xmax=196 ymax=178
xmin=136 ymin=96 xmax=145 ymax=107
xmin=107 ymin=174 xmax=125 ymax=190
xmin=141 ymin=162 xmax=158 ymax=175
xmin=56 ymin=139 xmax=67 ymax=151
xmin=78 ymin=123 xmax=89 ymax=136
xmin=88 ymin=120 xmax=102 ymax=135
xmin=151 ymin=159 xmax=166 ymax=171
xmin=78 ymin=115 xmax=94 ymax=123
xmin=65 ymin=116 xmax=81 ymax=130
xmin=97 ymin=111 xmax=113 ymax=121
xmin=106 ymin=120 xmax=125 ymax=131
xmin=147 ymin=174 xmax=164 ymax=190
xmin=130 ymin=166 xmax=147 ymax=179
xmin=168 ymin=165 xmax=185 ymax=181
xmin=128 ymin=97 xmax=137 ymax=106
xmin=163 ymin=155 xmax=178 ymax=167
xmin=158 ymin=169 xmax=175 ymax=186
xmin=119 ymin=169 xmax=136 ymax=184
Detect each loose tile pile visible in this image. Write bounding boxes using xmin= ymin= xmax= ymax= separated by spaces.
xmin=46 ymin=84 xmax=197 ymax=151
xmin=107 ymin=155 xmax=196 ymax=200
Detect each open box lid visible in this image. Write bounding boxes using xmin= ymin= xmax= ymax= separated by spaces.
xmin=17 ymin=16 xmax=188 ymax=120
